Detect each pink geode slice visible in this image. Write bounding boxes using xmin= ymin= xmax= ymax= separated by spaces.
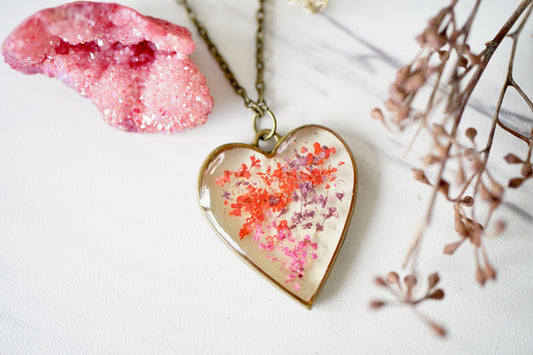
xmin=2 ymin=1 xmax=213 ymax=133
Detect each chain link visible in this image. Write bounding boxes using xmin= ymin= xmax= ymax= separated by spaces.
xmin=255 ymin=1 xmax=266 ymax=107
xmin=177 ymin=0 xmax=268 ymax=115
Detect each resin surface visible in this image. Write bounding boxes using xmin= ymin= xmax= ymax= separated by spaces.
xmin=198 ymin=125 xmax=357 ymax=306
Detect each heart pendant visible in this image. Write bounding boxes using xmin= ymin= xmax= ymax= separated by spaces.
xmin=198 ymin=125 xmax=357 ymax=307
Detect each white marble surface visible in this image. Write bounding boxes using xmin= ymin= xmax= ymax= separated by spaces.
xmin=1 ymin=0 xmax=532 ymax=353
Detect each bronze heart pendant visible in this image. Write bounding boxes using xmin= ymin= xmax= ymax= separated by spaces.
xmin=198 ymin=125 xmax=357 ymax=308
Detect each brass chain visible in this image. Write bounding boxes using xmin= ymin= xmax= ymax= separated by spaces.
xmin=177 ymin=0 xmax=268 ymax=116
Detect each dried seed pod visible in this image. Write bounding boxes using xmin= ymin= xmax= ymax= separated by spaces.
xmin=454 ymin=212 xmax=468 ymax=237
xmin=428 ymin=273 xmax=440 ymax=289
xmin=413 ymin=169 xmax=431 ymax=185
xmin=435 ymin=141 xmax=448 ymax=157
xmin=404 ymin=274 xmax=418 ymax=289
xmin=422 ymin=154 xmax=442 ymax=166
xmin=470 ymin=219 xmax=484 ymax=232
xmin=389 ymin=84 xmax=408 ymax=104
xmin=428 ymin=10 xmax=446 ymax=28
xmin=386 ymin=271 xmax=400 ymax=285
xmin=460 ymin=195 xmax=474 ymax=206
xmin=490 ymin=178 xmax=504 ymax=197
xmin=480 ymin=183 xmax=498 ymax=202
xmin=438 ymin=50 xmax=450 ymax=61
xmin=438 ymin=179 xmax=450 ymax=197
xmin=521 ymin=163 xmax=532 ymax=178
xmin=385 ymin=98 xmax=402 ymax=111
xmin=470 ymin=156 xmax=482 ymax=173
xmin=370 ymin=108 xmax=385 ymax=121
xmin=476 ymin=265 xmax=486 ymax=286
xmin=374 ymin=276 xmax=387 ymax=287
xmin=424 ymin=30 xmax=448 ymax=50
xmin=385 ymin=99 xmax=410 ymax=121
xmin=404 ymin=70 xmax=427 ymax=93
xmin=508 ymin=177 xmax=525 ymax=188
xmin=484 ymin=262 xmax=496 ymax=280
xmin=429 ymin=322 xmax=447 ymax=337
xmin=444 ymin=240 xmax=462 ymax=255
xmin=427 ymin=288 xmax=445 ymax=300
xmin=370 ymin=300 xmax=387 ymax=309
xmin=504 ymin=153 xmax=523 ymax=164
xmin=396 ymin=65 xmax=412 ymax=83
xmin=395 ymin=106 xmax=411 ymax=121
xmin=470 ymin=231 xmax=482 ymax=247
xmin=465 ymin=127 xmax=477 ymax=140
xmin=467 ymin=51 xmax=481 ymax=65
xmin=457 ymin=55 xmax=469 ymax=68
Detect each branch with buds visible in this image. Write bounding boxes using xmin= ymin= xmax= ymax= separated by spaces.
xmin=371 ymin=0 xmax=533 ymax=336
xmin=372 ymin=271 xmax=446 ymax=336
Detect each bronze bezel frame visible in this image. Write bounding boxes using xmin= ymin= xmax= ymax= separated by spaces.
xmin=197 ymin=124 xmax=358 ymax=308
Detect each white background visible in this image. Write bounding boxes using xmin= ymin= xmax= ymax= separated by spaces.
xmin=1 ymin=0 xmax=532 ymax=353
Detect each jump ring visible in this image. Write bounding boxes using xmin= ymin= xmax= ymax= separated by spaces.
xmin=253 ymin=108 xmax=277 ymax=141
xmin=247 ymin=101 xmax=264 ymax=116
xmin=252 ymin=129 xmax=281 ymax=148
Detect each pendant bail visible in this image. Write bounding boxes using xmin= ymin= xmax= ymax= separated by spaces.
xmin=253 ymin=107 xmax=277 ymax=141
xmin=252 ymin=129 xmax=281 ymax=150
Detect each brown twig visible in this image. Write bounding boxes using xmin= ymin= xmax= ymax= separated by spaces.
xmin=372 ymin=0 xmax=533 ymax=336
xmin=404 ymin=0 xmax=532 ymax=269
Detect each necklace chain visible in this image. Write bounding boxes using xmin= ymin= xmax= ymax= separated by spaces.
xmin=177 ymin=0 xmax=268 ymax=116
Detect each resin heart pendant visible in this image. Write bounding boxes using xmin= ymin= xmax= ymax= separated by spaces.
xmin=198 ymin=125 xmax=357 ymax=307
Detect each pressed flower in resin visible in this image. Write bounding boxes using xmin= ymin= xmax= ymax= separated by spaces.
xmin=199 ymin=125 xmax=357 ymax=307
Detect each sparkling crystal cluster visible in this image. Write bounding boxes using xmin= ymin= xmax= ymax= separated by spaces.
xmin=2 ymin=1 xmax=213 ymax=133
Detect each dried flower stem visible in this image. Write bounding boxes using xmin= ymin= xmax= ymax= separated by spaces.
xmin=403 ymin=0 xmax=533 ymax=270
xmin=372 ymin=272 xmax=447 ymax=336
xmin=373 ymin=0 xmax=533 ymax=336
